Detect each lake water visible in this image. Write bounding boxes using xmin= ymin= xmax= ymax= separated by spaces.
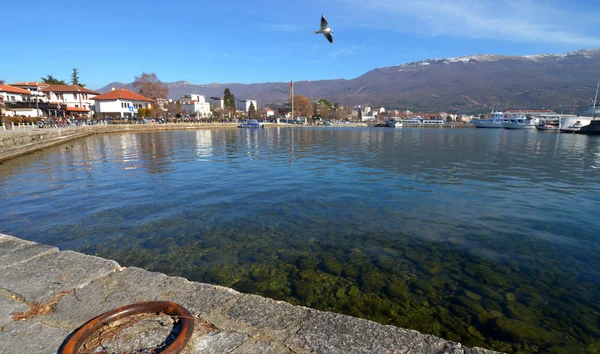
xmin=1 ymin=127 xmax=599 ymax=353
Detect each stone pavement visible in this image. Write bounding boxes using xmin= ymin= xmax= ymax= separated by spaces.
xmin=0 ymin=234 xmax=500 ymax=353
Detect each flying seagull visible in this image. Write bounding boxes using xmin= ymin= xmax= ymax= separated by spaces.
xmin=315 ymin=15 xmax=334 ymax=43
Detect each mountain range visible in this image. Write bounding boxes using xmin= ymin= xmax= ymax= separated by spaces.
xmin=97 ymin=49 xmax=600 ymax=114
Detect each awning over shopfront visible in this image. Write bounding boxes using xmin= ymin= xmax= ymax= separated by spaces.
xmin=66 ymin=107 xmax=90 ymax=113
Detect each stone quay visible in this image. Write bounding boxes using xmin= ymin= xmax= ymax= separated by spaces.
xmin=0 ymin=234 xmax=499 ymax=353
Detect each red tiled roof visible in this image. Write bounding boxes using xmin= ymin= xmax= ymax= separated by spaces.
xmin=92 ymin=89 xmax=154 ymax=102
xmin=0 ymin=84 xmax=31 ymax=94
xmin=41 ymin=85 xmax=99 ymax=95
xmin=9 ymin=82 xmax=47 ymax=87
xmin=505 ymin=109 xmax=554 ymax=113
xmin=66 ymin=107 xmax=90 ymax=112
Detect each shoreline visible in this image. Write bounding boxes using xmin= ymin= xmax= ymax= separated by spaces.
xmin=0 ymin=123 xmax=471 ymax=163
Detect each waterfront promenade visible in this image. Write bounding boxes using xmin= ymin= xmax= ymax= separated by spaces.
xmin=0 ymin=233 xmax=497 ymax=353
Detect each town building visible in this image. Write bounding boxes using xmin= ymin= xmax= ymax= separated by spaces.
xmin=0 ymin=84 xmax=36 ymax=116
xmin=210 ymin=97 xmax=224 ymax=109
xmin=236 ymin=99 xmax=258 ymax=113
xmin=361 ymin=114 xmax=377 ymax=122
xmin=265 ymin=107 xmax=275 ymax=118
xmin=10 ymin=82 xmax=49 ymax=102
xmin=179 ymin=94 xmax=211 ymax=118
xmin=421 ymin=113 xmax=444 ymax=120
xmin=40 ymin=85 xmax=100 ymax=117
xmin=92 ymin=88 xmax=153 ymax=118
xmin=0 ymin=84 xmax=31 ymax=103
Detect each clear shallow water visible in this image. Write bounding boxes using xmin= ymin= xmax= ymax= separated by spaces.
xmin=1 ymin=127 xmax=600 ymax=353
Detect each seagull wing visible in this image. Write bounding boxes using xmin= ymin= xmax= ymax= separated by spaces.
xmin=324 ymin=32 xmax=333 ymax=44
xmin=320 ymin=15 xmax=328 ymax=30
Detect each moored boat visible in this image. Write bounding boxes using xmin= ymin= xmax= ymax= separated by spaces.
xmin=403 ymin=117 xmax=422 ymax=125
xmin=560 ymin=120 xmax=584 ymax=133
xmin=536 ymin=119 xmax=560 ymax=131
xmin=472 ymin=112 xmax=506 ymax=128
xmin=238 ymin=119 xmax=263 ymax=128
xmin=576 ymin=80 xmax=600 ymax=134
xmin=386 ymin=119 xmax=403 ymax=128
xmin=502 ymin=116 xmax=537 ymax=129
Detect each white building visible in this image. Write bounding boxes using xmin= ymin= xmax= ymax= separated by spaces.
xmin=92 ymin=88 xmax=153 ymax=118
xmin=0 ymin=84 xmax=36 ymax=117
xmin=41 ymin=85 xmax=99 ymax=117
xmin=361 ymin=115 xmax=377 ymax=122
xmin=180 ymin=94 xmax=211 ymax=118
xmin=10 ymin=82 xmax=49 ymax=102
xmin=265 ymin=107 xmax=275 ymax=118
xmin=236 ymin=99 xmax=258 ymax=113
xmin=0 ymin=84 xmax=31 ymax=103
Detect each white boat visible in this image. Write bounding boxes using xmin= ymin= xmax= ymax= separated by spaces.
xmin=403 ymin=117 xmax=422 ymax=125
xmin=421 ymin=119 xmax=445 ymax=125
xmin=560 ymin=120 xmax=585 ymax=133
xmin=502 ymin=116 xmax=538 ymax=129
xmin=472 ymin=112 xmax=506 ymax=128
xmin=386 ymin=119 xmax=402 ymax=128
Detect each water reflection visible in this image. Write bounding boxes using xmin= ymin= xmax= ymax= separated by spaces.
xmin=1 ymin=127 xmax=600 ymax=353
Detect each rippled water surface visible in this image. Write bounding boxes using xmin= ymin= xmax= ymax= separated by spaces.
xmin=1 ymin=127 xmax=600 ymax=353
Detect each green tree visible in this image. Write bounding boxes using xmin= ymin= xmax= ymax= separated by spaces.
xmin=41 ymin=75 xmax=66 ymax=85
xmin=316 ymin=99 xmax=333 ymax=119
xmin=176 ymin=100 xmax=182 ymax=114
xmin=248 ymin=101 xmax=257 ymax=119
xmin=70 ymin=68 xmax=85 ymax=87
xmin=358 ymin=109 xmax=362 ymax=121
xmin=223 ymin=88 xmax=236 ymax=120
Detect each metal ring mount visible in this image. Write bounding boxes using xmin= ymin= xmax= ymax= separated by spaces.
xmin=59 ymin=301 xmax=194 ymax=354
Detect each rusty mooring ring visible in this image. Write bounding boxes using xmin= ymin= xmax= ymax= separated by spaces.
xmin=59 ymin=301 xmax=194 ymax=354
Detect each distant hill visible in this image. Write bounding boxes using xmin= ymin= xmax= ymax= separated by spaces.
xmin=96 ymin=49 xmax=600 ymax=114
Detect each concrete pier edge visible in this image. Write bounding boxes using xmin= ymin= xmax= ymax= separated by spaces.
xmin=0 ymin=233 xmax=499 ymax=353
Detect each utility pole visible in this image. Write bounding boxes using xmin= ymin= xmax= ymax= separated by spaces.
xmin=35 ymin=93 xmax=40 ymax=121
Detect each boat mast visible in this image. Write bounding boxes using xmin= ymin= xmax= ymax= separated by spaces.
xmin=291 ymin=78 xmax=294 ymax=121
xmin=593 ymin=81 xmax=599 ymax=120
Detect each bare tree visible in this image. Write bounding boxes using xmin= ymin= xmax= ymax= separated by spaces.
xmin=133 ymin=73 xmax=169 ymax=101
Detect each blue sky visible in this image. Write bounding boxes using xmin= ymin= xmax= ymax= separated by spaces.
xmin=3 ymin=0 xmax=599 ymax=89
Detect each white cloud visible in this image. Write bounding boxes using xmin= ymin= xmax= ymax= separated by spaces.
xmin=341 ymin=0 xmax=600 ymax=47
